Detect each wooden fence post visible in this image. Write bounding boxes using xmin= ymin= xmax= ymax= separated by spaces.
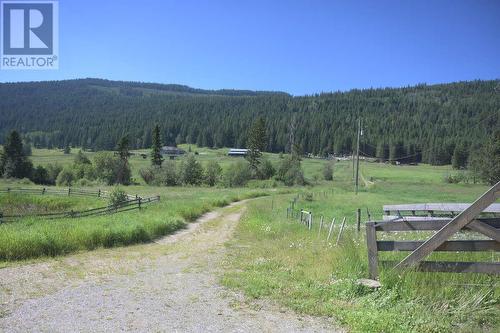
xmin=42 ymin=188 xmax=46 ymax=195
xmin=336 ymin=217 xmax=346 ymax=245
xmin=98 ymin=189 xmax=101 ymax=198
xmin=357 ymin=208 xmax=361 ymax=232
xmin=68 ymin=188 xmax=71 ymax=196
xmin=327 ymin=218 xmax=336 ymax=242
xmin=309 ymin=213 xmax=313 ymax=230
xmin=366 ymin=222 xmax=379 ymax=279
xmin=318 ymin=216 xmax=324 ymax=237
xmin=138 ymin=198 xmax=142 ymax=210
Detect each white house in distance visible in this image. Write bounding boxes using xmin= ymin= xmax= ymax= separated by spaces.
xmin=228 ymin=148 xmax=249 ymax=157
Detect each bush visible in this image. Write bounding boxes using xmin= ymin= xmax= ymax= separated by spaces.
xmin=258 ymin=159 xmax=276 ymax=180
xmin=56 ymin=167 xmax=75 ymax=186
xmin=304 ymin=192 xmax=313 ymax=201
xmin=205 ymin=161 xmax=222 ymax=186
xmin=46 ymin=163 xmax=63 ymax=185
xmin=323 ymin=161 xmax=334 ymax=181
xmin=93 ymin=152 xmax=130 ymax=185
xmin=224 ymin=160 xmax=252 ymax=187
xmin=156 ymin=161 xmax=179 ymax=186
xmin=180 ymin=155 xmax=204 ymax=185
xmin=276 ymin=156 xmax=305 ymax=186
xmin=31 ymin=165 xmax=50 ymax=185
xmin=108 ymin=186 xmax=128 ymax=207
xmin=139 ymin=168 xmax=155 ymax=185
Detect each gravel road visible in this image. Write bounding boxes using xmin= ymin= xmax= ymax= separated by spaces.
xmin=0 ymin=201 xmax=341 ymax=332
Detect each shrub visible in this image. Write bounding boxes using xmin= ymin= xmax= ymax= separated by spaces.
xmin=56 ymin=167 xmax=75 ymax=186
xmin=323 ymin=161 xmax=334 ymax=181
xmin=156 ymin=161 xmax=179 ymax=186
xmin=205 ymin=161 xmax=222 ymax=186
xmin=139 ymin=168 xmax=155 ymax=185
xmin=93 ymin=152 xmax=130 ymax=185
xmin=304 ymin=192 xmax=313 ymax=201
xmin=258 ymin=159 xmax=276 ymax=180
xmin=108 ymin=186 xmax=128 ymax=207
xmin=180 ymin=154 xmax=203 ymax=185
xmin=276 ymin=155 xmax=305 ymax=186
xmin=31 ymin=165 xmax=50 ymax=185
xmin=224 ymin=160 xmax=252 ymax=187
xmin=46 ymin=163 xmax=63 ymax=185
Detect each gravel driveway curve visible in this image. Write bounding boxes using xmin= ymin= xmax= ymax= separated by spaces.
xmin=0 ymin=201 xmax=341 ymax=332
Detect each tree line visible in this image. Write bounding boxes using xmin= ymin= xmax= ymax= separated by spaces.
xmin=0 ymin=78 xmax=498 ymax=167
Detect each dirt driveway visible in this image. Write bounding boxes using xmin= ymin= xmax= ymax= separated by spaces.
xmin=0 ymin=201 xmax=340 ymax=332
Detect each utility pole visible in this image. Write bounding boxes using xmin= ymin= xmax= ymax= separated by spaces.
xmin=355 ymin=118 xmax=361 ymax=195
xmin=352 ymin=149 xmax=355 ymax=180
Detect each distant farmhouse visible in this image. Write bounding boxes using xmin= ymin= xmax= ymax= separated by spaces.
xmin=228 ymin=148 xmax=249 ymax=157
xmin=161 ymin=146 xmax=186 ymax=159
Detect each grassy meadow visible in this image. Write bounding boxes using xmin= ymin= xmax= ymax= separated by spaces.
xmin=1 ymin=147 xmax=498 ymax=332
xmin=222 ymin=159 xmax=499 ymax=333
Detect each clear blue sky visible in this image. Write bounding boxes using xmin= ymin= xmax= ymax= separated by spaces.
xmin=1 ymin=0 xmax=499 ymax=95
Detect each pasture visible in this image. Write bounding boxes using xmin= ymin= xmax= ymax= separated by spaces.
xmin=1 ymin=147 xmax=498 ymax=332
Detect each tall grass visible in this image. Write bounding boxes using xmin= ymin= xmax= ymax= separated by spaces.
xmin=223 ymin=196 xmax=499 ymax=332
xmin=0 ymin=188 xmax=271 ymax=261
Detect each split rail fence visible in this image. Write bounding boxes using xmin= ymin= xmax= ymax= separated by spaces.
xmin=0 ymin=187 xmax=160 ymax=222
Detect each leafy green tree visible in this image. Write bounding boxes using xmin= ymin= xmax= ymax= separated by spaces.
xmin=0 ymin=130 xmax=33 ymax=179
xmin=276 ymin=155 xmax=305 ymax=186
xmin=56 ymin=167 xmax=75 ymax=186
xmin=257 ymin=158 xmax=275 ymax=180
xmin=205 ymin=161 xmax=222 ymax=186
xmin=180 ymin=154 xmax=203 ymax=185
xmin=151 ymin=124 xmax=163 ymax=168
xmin=224 ymin=160 xmax=251 ymax=187
xmin=63 ymin=144 xmax=71 ymax=154
xmin=74 ymin=150 xmax=91 ymax=165
xmin=31 ymin=165 xmax=50 ymax=185
xmin=246 ymin=118 xmax=267 ymax=176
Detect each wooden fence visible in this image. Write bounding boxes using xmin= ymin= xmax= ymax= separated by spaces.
xmin=0 ymin=187 xmax=160 ymax=222
xmin=366 ymin=181 xmax=500 ymax=278
xmin=0 ymin=187 xmax=139 ymax=200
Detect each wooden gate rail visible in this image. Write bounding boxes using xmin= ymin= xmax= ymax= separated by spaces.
xmin=366 ymin=218 xmax=500 ymax=278
xmin=366 ymin=181 xmax=500 ymax=279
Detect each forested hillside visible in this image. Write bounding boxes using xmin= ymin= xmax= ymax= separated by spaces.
xmin=0 ymin=78 xmax=498 ymax=165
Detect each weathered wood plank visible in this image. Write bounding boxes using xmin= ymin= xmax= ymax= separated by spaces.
xmin=383 ymin=203 xmax=500 ymax=214
xmin=468 ymin=220 xmax=500 ymax=242
xmin=395 ymin=181 xmax=500 ymax=269
xmin=383 ymin=261 xmax=500 ymax=274
xmin=366 ymin=222 xmax=379 ymax=279
xmin=377 ymin=240 xmax=500 ymax=252
xmin=375 ymin=218 xmax=500 ymax=232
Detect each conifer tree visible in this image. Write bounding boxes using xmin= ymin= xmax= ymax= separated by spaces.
xmin=151 ymin=125 xmax=163 ymax=168
xmin=246 ymin=118 xmax=267 ymax=175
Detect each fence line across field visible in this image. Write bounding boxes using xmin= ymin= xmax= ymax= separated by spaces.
xmin=0 ymin=187 xmax=160 ymax=222
xmin=0 ymin=187 xmax=142 ymax=201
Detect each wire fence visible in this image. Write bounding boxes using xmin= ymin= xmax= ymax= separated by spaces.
xmin=0 ymin=187 xmax=160 ymax=223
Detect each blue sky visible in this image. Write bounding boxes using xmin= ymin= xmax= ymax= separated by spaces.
xmin=0 ymin=0 xmax=499 ymax=95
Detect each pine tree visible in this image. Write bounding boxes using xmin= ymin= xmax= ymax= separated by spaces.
xmin=151 ymin=125 xmax=163 ymax=168
xmin=477 ymin=131 xmax=500 ymax=185
xmin=116 ymin=135 xmax=131 ymax=185
xmin=0 ymin=130 xmax=33 ymax=178
xmin=246 ymin=118 xmax=267 ymax=175
xmin=451 ymin=144 xmax=468 ymax=169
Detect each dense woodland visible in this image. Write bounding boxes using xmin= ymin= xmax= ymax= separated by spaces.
xmin=0 ymin=78 xmax=498 ymax=165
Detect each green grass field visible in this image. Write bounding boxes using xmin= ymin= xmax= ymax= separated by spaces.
xmin=221 ymin=159 xmax=499 ymax=333
xmin=1 ymin=147 xmax=498 ymax=332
